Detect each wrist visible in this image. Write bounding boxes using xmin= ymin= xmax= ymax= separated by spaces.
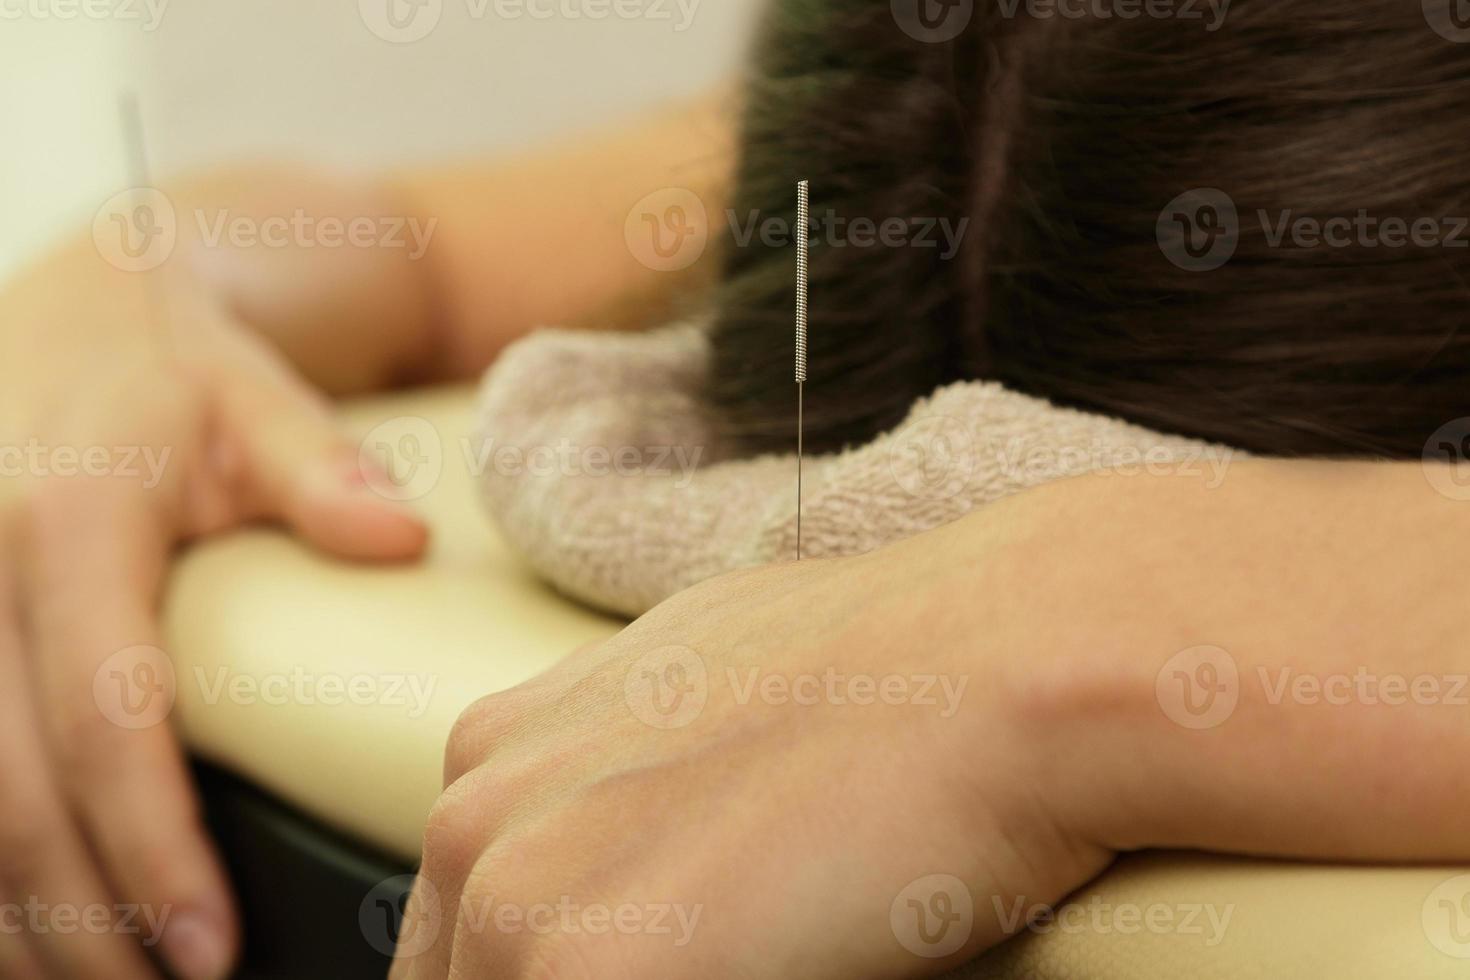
xmin=903 ymin=473 xmax=1179 ymax=855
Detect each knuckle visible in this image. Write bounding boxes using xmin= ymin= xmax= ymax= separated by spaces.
xmin=422 ymin=776 xmax=492 ymax=877
xmin=443 ymin=691 xmax=524 ymax=785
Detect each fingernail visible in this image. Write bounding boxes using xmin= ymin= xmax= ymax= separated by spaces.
xmin=162 ymin=910 xmax=232 ymax=980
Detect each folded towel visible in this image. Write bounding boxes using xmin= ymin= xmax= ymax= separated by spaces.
xmin=474 ymin=321 xmax=1237 ymax=617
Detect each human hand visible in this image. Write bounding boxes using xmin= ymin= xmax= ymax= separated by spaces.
xmin=393 ymin=536 xmax=1115 ymax=979
xmin=0 ymin=247 xmax=427 ymax=979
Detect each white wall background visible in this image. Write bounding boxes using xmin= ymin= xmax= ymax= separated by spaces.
xmin=0 ymin=0 xmax=765 ymax=280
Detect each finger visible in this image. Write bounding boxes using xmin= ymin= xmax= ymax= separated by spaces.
xmin=217 ymin=367 xmax=429 ymax=561
xmin=388 ymin=870 xmax=454 ymax=980
xmin=0 ymin=913 xmax=46 ymax=980
xmin=400 ymin=766 xmax=501 ymax=980
xmin=439 ymin=639 xmax=609 ymax=789
xmin=0 ymin=559 xmax=160 ymax=979
xmin=24 ymin=484 xmax=238 ymax=980
xmin=417 ymin=681 xmax=593 ymax=980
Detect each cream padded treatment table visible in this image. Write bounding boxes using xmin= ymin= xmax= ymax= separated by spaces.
xmin=163 ymin=387 xmax=1469 ymax=978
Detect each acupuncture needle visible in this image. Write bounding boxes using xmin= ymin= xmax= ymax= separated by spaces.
xmin=118 ymin=90 xmax=173 ymax=357
xmin=795 ymin=179 xmax=809 ymax=561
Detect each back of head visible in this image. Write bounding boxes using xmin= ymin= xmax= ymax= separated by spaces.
xmin=708 ymin=0 xmax=1470 ymax=457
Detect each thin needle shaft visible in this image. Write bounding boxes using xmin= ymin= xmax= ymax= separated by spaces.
xmin=795 ymin=180 xmax=809 ymax=561
xmin=119 ymin=91 xmax=172 ymax=357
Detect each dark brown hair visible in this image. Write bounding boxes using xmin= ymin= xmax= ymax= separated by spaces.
xmin=706 ymin=0 xmax=1470 ymax=457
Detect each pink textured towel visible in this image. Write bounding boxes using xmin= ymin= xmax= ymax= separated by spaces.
xmin=474 ymin=322 xmax=1237 ymax=617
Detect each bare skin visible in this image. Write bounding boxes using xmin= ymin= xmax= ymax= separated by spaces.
xmin=0 ymin=92 xmax=733 ymax=979
xmin=396 ymin=459 xmax=1470 ymax=978
xmin=4 ymin=85 xmax=1466 ymax=979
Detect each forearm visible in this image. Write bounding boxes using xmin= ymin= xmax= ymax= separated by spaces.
xmin=181 ymin=85 xmax=735 ymax=391
xmin=4 ymin=91 xmax=734 ymax=398
xmin=399 ymin=90 xmax=736 ymax=380
xmin=168 ymin=166 xmax=439 ymax=395
xmin=0 ymin=168 xmax=440 ymax=398
xmin=925 ymin=458 xmax=1470 ymax=863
